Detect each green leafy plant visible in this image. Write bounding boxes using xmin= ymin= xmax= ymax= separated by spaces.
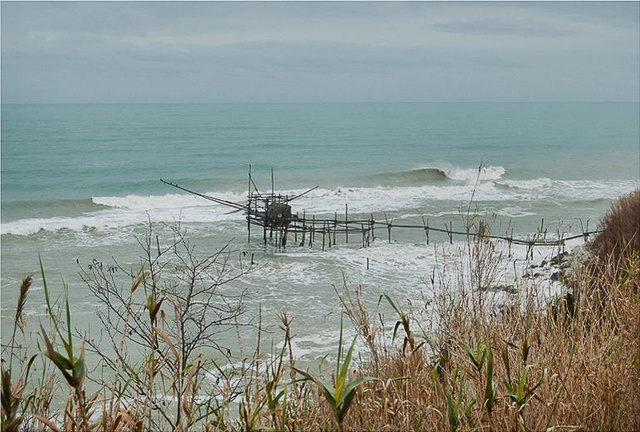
xmin=462 ymin=342 xmax=487 ymax=376
xmin=380 ymin=293 xmax=417 ymax=354
xmin=461 ymin=341 xmax=496 ymax=419
xmin=445 ymin=370 xmax=465 ymax=432
xmin=484 ymin=346 xmax=496 ymax=418
xmin=295 ymin=316 xmax=375 ymax=427
xmin=504 ymin=364 xmax=544 ymax=431
xmin=504 ymin=364 xmax=543 ymax=408
xmin=38 ymin=256 xmax=97 ymax=431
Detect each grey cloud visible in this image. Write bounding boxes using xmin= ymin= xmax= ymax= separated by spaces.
xmin=432 ymin=18 xmax=575 ymax=37
xmin=515 ymin=2 xmax=640 ymax=30
xmin=1 ymin=1 xmax=638 ymax=103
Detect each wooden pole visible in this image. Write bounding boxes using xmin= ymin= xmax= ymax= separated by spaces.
xmin=282 ymin=226 xmax=288 ymax=249
xmin=345 ymin=204 xmax=349 ymax=244
xmin=582 ymin=219 xmax=590 ymax=241
xmin=384 ymin=213 xmax=391 ymax=243
xmin=247 ymin=165 xmax=252 ymax=243
xmin=333 ymin=212 xmax=337 ymax=245
xmin=322 ymin=222 xmax=326 ymax=251
xmin=422 ymin=216 xmax=429 ymax=245
xmin=370 ymin=213 xmax=375 ymax=240
xmin=508 ymin=228 xmax=513 ymax=256
xmin=301 ymin=210 xmax=306 ymax=246
xmin=266 ymin=198 xmax=273 ymax=239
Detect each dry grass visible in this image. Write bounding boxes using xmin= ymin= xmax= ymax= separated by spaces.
xmin=590 ymin=189 xmax=640 ymax=265
xmin=291 ymin=251 xmax=639 ymax=432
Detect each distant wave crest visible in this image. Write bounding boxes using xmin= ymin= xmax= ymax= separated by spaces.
xmin=363 ymin=168 xmax=448 ymax=186
xmin=363 ymin=164 xmax=506 ymax=186
xmin=439 ymin=165 xmax=506 ymax=182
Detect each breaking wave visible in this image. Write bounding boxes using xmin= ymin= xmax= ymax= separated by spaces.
xmin=434 ymin=165 xmax=506 ymax=182
xmin=358 ymin=164 xmax=506 ymax=186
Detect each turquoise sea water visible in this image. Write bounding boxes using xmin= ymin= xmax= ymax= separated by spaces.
xmin=2 ymin=102 xmax=639 ymax=360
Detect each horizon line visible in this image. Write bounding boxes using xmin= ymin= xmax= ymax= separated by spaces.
xmin=3 ymin=100 xmax=639 ymax=106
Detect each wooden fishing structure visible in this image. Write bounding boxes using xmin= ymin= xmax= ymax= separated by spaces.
xmin=161 ymin=167 xmax=599 ymax=258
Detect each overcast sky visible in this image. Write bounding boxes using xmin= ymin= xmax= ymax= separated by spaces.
xmin=2 ymin=1 xmax=638 ymax=103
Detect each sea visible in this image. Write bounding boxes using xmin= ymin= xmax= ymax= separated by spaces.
xmin=2 ymin=102 xmax=639 ymax=365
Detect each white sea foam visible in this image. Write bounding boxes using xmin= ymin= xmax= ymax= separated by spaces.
xmin=552 ymin=179 xmax=639 ymax=201
xmin=296 ymin=181 xmax=517 ymax=215
xmin=494 ymin=207 xmax=537 ymax=218
xmin=93 ymin=191 xmax=247 ymax=210
xmin=1 ymin=205 xmax=244 ymax=236
xmin=2 ymin=178 xmax=638 ymax=236
xmin=496 ymin=178 xmax=552 ymax=190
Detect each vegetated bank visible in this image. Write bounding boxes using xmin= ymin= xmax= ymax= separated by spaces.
xmin=2 ymin=190 xmax=639 ymax=431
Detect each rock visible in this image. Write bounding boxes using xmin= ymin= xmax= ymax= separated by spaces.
xmin=489 ymin=284 xmax=518 ymax=294
xmin=562 ymin=267 xmax=574 ymax=281
xmin=551 ymin=292 xmax=576 ymax=321
xmin=550 ymin=251 xmax=569 ymax=266
xmin=560 ymin=245 xmax=592 ymax=287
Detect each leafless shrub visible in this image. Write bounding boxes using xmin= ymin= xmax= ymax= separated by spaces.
xmin=78 ymin=222 xmax=251 ymax=431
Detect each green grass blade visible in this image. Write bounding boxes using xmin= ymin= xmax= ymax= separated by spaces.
xmin=382 ymin=293 xmax=402 ymax=316
xmin=337 ymin=336 xmax=358 ymax=397
xmin=462 ymin=343 xmax=477 ymax=369
xmin=518 ymin=365 xmax=532 ymax=400
xmin=446 ymin=388 xmax=458 ymax=432
xmin=293 ymin=367 xmax=338 ymax=414
xmin=63 ymin=280 xmax=73 ymax=360
xmin=485 ymin=346 xmax=494 ymax=415
xmin=39 ymin=255 xmax=62 ymax=341
xmin=392 ymin=321 xmax=402 ymax=343
xmin=342 ymin=376 xmax=376 ymax=403
xmin=337 ymin=314 xmax=344 ymax=379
